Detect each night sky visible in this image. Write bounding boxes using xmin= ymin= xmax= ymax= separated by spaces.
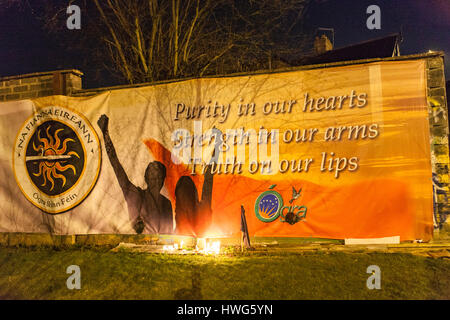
xmin=0 ymin=0 xmax=449 ymax=88
xmin=307 ymin=0 xmax=450 ymax=74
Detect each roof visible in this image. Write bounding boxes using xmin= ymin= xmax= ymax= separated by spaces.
xmin=287 ymin=34 xmax=401 ymax=67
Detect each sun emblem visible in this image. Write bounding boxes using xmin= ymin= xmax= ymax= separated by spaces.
xmin=30 ymin=125 xmax=80 ymax=190
xmin=14 ymin=106 xmax=100 ymax=214
xmin=25 ymin=120 xmax=85 ymax=196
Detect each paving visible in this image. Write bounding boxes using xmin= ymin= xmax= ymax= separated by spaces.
xmin=110 ymin=240 xmax=450 ymax=259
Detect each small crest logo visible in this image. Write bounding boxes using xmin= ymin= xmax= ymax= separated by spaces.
xmin=254 ymin=188 xmax=283 ymax=223
xmin=13 ymin=106 xmax=101 ymax=214
xmin=254 ymin=185 xmax=307 ymax=224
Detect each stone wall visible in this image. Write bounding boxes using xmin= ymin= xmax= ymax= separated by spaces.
xmin=0 ymin=232 xmax=194 ymax=247
xmin=426 ymin=55 xmax=450 ymax=234
xmin=0 ymin=70 xmax=83 ymax=102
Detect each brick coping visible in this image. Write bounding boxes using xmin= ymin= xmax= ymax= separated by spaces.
xmin=0 ymin=69 xmax=83 ymax=81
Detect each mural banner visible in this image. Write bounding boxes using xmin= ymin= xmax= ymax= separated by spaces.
xmin=0 ymin=59 xmax=433 ymax=240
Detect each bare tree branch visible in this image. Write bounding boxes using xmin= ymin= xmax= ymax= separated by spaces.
xmin=34 ymin=0 xmax=312 ymax=84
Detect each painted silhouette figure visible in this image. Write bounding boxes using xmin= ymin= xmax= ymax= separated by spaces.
xmin=97 ymin=114 xmax=173 ymax=234
xmin=175 ymin=162 xmax=214 ymax=237
xmin=174 ymin=129 xmax=219 ymax=237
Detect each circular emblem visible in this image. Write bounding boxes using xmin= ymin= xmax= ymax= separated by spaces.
xmin=13 ymin=106 xmax=101 ymax=214
xmin=254 ymin=190 xmax=283 ymax=223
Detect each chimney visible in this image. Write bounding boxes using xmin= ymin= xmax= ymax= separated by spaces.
xmin=314 ymin=34 xmax=333 ymax=55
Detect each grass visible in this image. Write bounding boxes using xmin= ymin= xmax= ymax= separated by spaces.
xmin=0 ymin=246 xmax=449 ymax=300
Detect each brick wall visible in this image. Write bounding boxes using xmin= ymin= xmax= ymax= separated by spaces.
xmin=0 ymin=70 xmax=83 ymax=102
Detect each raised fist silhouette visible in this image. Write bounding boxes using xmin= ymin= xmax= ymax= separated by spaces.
xmin=97 ymin=114 xmax=109 ymax=134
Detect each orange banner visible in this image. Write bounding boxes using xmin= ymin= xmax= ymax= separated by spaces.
xmin=0 ymin=59 xmax=433 ymax=241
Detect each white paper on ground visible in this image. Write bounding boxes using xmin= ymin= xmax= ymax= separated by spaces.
xmin=344 ymin=236 xmax=400 ymax=245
